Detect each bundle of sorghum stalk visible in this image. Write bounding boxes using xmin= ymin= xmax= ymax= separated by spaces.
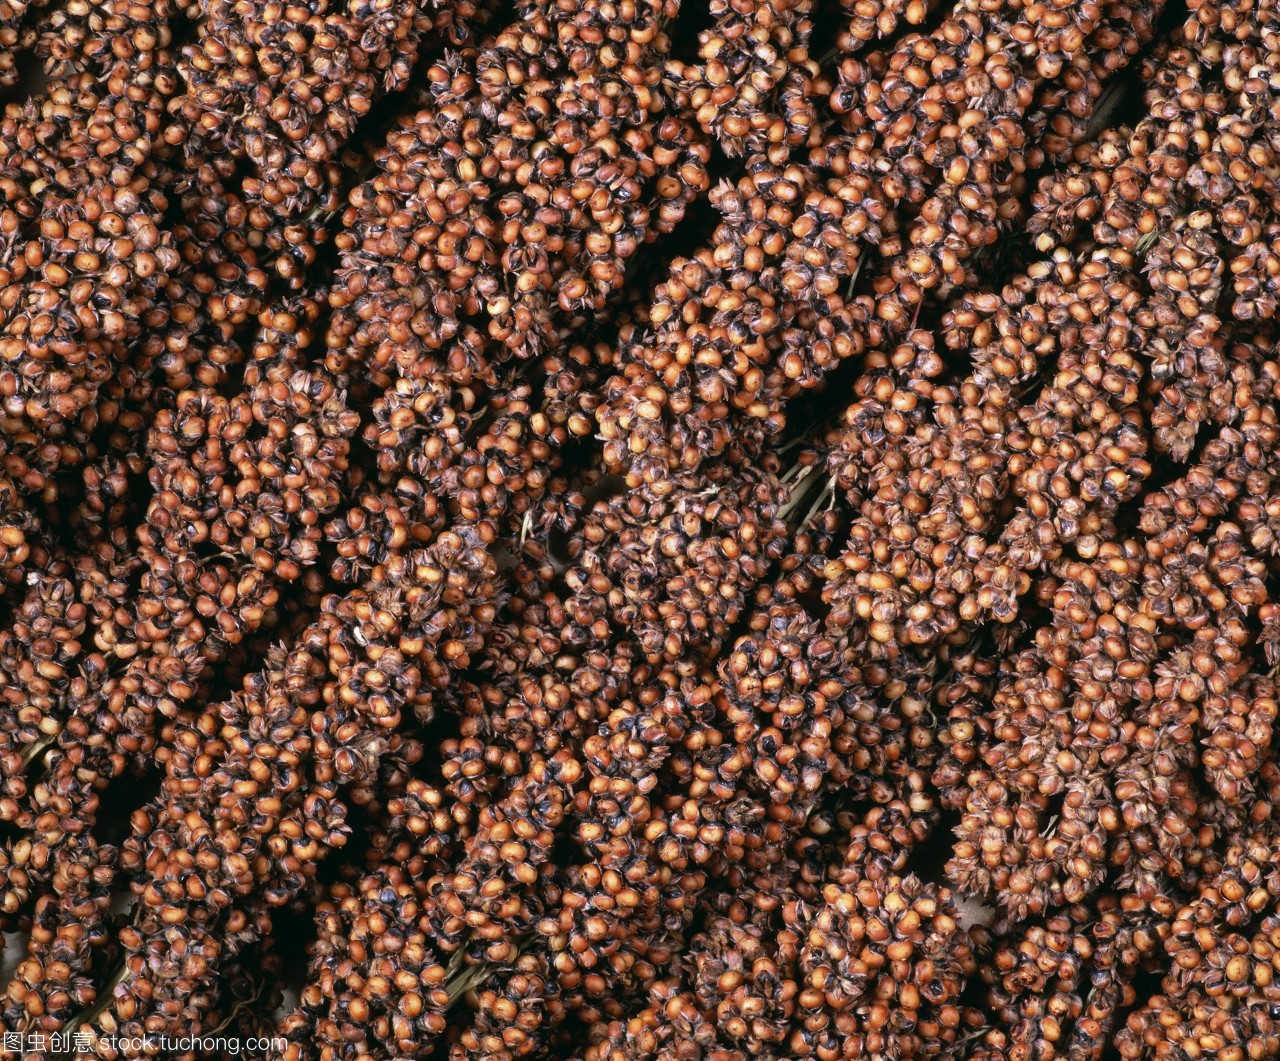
xmin=4 ymin=0 xmax=1280 ymax=1056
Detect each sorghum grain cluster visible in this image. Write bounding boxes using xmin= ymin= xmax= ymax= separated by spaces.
xmin=2 ymin=0 xmax=1280 ymax=1057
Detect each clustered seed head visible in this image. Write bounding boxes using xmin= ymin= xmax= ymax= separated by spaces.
xmin=285 ymin=865 xmax=451 ymax=1056
xmin=597 ymin=160 xmax=874 ymax=486
xmin=563 ymin=471 xmax=789 ymax=667
xmin=7 ymin=0 xmax=1280 ymax=1056
xmin=579 ymin=850 xmax=980 ymax=1060
xmin=667 ymin=0 xmax=828 ymax=164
